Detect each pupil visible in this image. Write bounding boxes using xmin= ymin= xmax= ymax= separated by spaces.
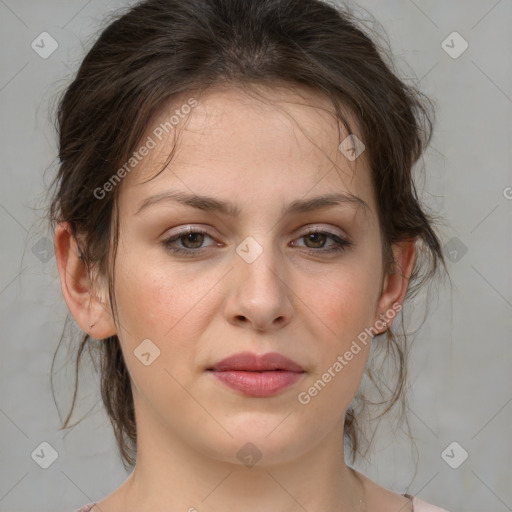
xmin=307 ymin=233 xmax=325 ymax=248
xmin=184 ymin=233 xmax=203 ymax=248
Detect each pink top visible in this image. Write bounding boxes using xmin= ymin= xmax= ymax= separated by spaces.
xmin=74 ymin=495 xmax=451 ymax=512
xmin=408 ymin=495 xmax=451 ymax=511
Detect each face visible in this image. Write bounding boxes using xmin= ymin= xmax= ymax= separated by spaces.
xmin=108 ymin=84 xmax=392 ymax=465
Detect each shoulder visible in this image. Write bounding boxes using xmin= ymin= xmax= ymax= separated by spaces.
xmin=352 ymin=469 xmax=450 ymax=512
xmin=411 ymin=495 xmax=451 ymax=512
xmin=73 ymin=505 xmax=95 ymax=512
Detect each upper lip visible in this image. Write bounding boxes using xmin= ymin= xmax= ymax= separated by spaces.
xmin=207 ymin=352 xmax=305 ymax=372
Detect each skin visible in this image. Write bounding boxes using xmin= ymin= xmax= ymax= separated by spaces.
xmin=55 ymin=84 xmax=415 ymax=512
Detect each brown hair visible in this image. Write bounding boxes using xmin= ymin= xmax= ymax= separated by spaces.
xmin=49 ymin=0 xmax=448 ymax=471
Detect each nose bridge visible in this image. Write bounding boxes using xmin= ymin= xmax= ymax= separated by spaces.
xmin=226 ymin=232 xmax=293 ymax=331
xmin=236 ymin=233 xmax=285 ymax=295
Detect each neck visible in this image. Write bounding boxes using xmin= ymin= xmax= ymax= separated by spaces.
xmin=115 ymin=397 xmax=365 ymax=512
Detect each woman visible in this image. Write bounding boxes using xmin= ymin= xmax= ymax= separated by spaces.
xmin=49 ymin=0 xmax=450 ymax=510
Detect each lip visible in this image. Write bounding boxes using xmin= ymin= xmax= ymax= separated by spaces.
xmin=207 ymin=351 xmax=305 ymax=372
xmin=207 ymin=352 xmax=306 ymax=397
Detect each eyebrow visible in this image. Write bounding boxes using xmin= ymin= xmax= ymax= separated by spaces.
xmin=135 ymin=190 xmax=369 ymax=217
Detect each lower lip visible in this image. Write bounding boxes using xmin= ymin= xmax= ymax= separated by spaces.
xmin=209 ymin=370 xmax=304 ymax=397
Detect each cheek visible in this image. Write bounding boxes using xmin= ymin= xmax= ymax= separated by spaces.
xmin=112 ymin=253 xmax=225 ymax=369
xmin=115 ymin=243 xmax=198 ymax=326
xmin=112 ymin=259 xmax=215 ymax=408
xmin=295 ymin=264 xmax=378 ymax=403
xmin=115 ymin=266 xmax=185 ymax=338
xmin=302 ymin=265 xmax=378 ymax=343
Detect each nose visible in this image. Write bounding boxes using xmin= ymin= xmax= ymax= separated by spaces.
xmin=223 ymin=238 xmax=294 ymax=333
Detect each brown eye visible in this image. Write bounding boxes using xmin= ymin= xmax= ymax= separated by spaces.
xmin=180 ymin=232 xmax=205 ymax=249
xmin=161 ymin=228 xmax=217 ymax=256
xmin=291 ymin=230 xmax=352 ymax=255
xmin=303 ymin=232 xmax=328 ymax=249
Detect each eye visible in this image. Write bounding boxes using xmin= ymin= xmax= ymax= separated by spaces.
xmin=291 ymin=229 xmax=352 ymax=255
xmin=161 ymin=227 xmax=218 ymax=256
xmin=161 ymin=226 xmax=353 ymax=258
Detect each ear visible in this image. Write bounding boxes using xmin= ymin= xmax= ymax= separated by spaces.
xmin=54 ymin=222 xmax=116 ymax=339
xmin=374 ymin=238 xmax=416 ymax=334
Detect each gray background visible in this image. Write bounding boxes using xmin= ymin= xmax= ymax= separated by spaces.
xmin=0 ymin=1 xmax=511 ymax=511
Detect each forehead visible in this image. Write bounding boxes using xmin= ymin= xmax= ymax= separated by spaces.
xmin=118 ymin=84 xmax=376 ymax=221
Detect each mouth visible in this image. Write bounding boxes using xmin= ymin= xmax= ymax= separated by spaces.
xmin=207 ymin=351 xmax=305 ymax=372
xmin=207 ymin=352 xmax=305 ymax=397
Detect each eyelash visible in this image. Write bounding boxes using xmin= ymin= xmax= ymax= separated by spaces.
xmin=161 ymin=226 xmax=352 ymax=257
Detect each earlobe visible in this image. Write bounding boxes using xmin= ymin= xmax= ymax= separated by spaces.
xmin=54 ymin=222 xmax=116 ymax=339
xmin=375 ymin=239 xmax=416 ymax=332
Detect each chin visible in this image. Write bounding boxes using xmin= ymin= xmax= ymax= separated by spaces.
xmin=197 ymin=420 xmax=312 ymax=468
